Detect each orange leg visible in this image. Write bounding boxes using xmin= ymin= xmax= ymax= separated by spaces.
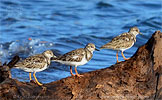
xmin=121 ymin=51 xmax=130 ymax=60
xmin=75 ymin=67 xmax=83 ymax=77
xmin=70 ymin=66 xmax=75 ymax=76
xmin=33 ymin=72 xmax=43 ymax=86
xmin=116 ymin=51 xmax=120 ymax=63
xmin=29 ymin=72 xmax=32 ymax=81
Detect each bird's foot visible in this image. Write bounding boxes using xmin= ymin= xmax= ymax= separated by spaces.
xmin=30 ymin=80 xmax=36 ymax=83
xmin=116 ymin=60 xmax=121 ymax=63
xmin=71 ymin=73 xmax=76 ymax=77
xmin=124 ymin=58 xmax=130 ymax=60
xmin=30 ymin=80 xmax=43 ymax=86
xmin=76 ymin=74 xmax=83 ymax=78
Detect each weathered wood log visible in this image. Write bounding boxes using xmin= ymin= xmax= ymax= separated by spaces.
xmin=0 ymin=56 xmax=20 ymax=83
xmin=0 ymin=31 xmax=162 ymax=100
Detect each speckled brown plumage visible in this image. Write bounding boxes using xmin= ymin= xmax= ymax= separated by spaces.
xmin=15 ymin=54 xmax=49 ymax=69
xmin=14 ymin=50 xmax=54 ymax=86
xmin=100 ymin=27 xmax=141 ymax=63
xmin=100 ymin=32 xmax=136 ymax=50
xmin=53 ymin=48 xmax=92 ymax=62
xmin=52 ymin=43 xmax=98 ymax=77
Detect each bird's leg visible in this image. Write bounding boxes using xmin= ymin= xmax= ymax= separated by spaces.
xmin=75 ymin=66 xmax=83 ymax=77
xmin=29 ymin=72 xmax=32 ymax=81
xmin=33 ymin=72 xmax=43 ymax=86
xmin=121 ymin=51 xmax=130 ymax=60
xmin=70 ymin=66 xmax=75 ymax=76
xmin=29 ymin=72 xmax=36 ymax=83
xmin=116 ymin=51 xmax=120 ymax=63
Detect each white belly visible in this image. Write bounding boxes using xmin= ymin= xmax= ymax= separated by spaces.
xmin=16 ymin=64 xmax=48 ymax=72
xmin=120 ymin=42 xmax=134 ymax=52
xmin=55 ymin=56 xmax=88 ymax=67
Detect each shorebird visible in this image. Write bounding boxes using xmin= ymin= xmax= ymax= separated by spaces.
xmin=52 ymin=43 xmax=99 ymax=77
xmin=14 ymin=50 xmax=54 ymax=86
xmin=100 ymin=27 xmax=142 ymax=63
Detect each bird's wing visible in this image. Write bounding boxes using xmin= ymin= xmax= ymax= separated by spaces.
xmin=111 ymin=33 xmax=133 ymax=42
xmin=56 ymin=48 xmax=85 ymax=62
xmin=101 ymin=33 xmax=135 ymax=49
xmin=14 ymin=54 xmax=47 ymax=69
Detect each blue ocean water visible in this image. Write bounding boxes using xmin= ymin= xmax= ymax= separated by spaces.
xmin=0 ymin=0 xmax=161 ymax=83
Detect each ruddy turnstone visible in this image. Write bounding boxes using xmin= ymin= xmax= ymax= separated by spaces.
xmin=52 ymin=43 xmax=99 ymax=77
xmin=14 ymin=50 xmax=54 ymax=86
xmin=100 ymin=27 xmax=142 ymax=63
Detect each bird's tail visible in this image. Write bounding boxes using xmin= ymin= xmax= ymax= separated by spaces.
xmin=100 ymin=44 xmax=110 ymax=49
xmin=51 ymin=54 xmax=57 ymax=61
xmin=100 ymin=42 xmax=114 ymax=49
xmin=100 ymin=45 xmax=106 ymax=49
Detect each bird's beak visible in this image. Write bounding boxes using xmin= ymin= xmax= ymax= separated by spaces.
xmin=139 ymin=32 xmax=142 ymax=35
xmin=95 ymin=48 xmax=100 ymax=51
xmin=50 ymin=57 xmax=54 ymax=60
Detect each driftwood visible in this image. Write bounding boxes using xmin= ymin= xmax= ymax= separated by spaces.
xmin=0 ymin=31 xmax=162 ymax=100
